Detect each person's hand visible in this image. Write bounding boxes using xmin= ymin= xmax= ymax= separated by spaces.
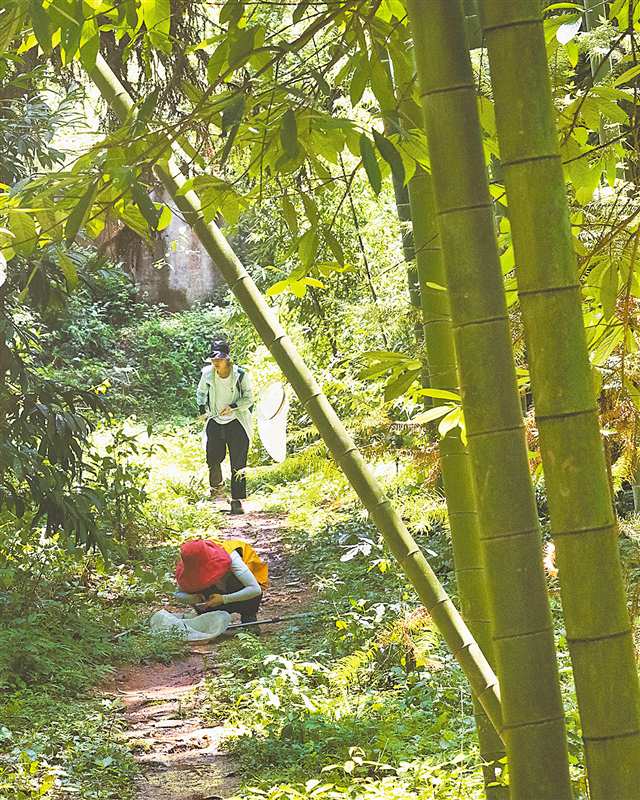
xmin=220 ymin=405 xmax=233 ymax=416
xmin=205 ymin=593 xmax=225 ymax=608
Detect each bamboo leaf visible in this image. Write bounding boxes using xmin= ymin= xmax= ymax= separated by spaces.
xmin=157 ymin=204 xmax=172 ymax=231
xmin=350 ymin=54 xmax=369 ymax=106
xmin=438 ymin=407 xmax=464 ymax=439
xmin=31 ymin=0 xmax=52 ymax=52
xmin=8 ymin=211 xmax=37 ymax=257
xmin=614 ymin=63 xmax=640 ymax=87
xmin=131 ymin=181 xmax=161 ymax=230
xmin=298 ymin=227 xmax=318 ymax=269
xmin=323 ymin=226 xmax=344 ymax=265
xmin=79 ymin=16 xmax=99 ymax=70
xmin=219 ymin=0 xmax=244 ymax=25
xmin=64 ymin=180 xmax=98 ymax=245
xmin=280 ymin=109 xmax=299 ymax=159
xmin=207 ymin=40 xmax=229 ymax=84
xmin=412 ymin=404 xmax=454 ymax=424
xmin=142 ymin=0 xmax=171 ymax=53
xmin=359 ymin=134 xmax=382 ymax=195
xmin=384 ymin=368 xmax=421 ymax=401
xmin=228 ymin=25 xmax=256 ymax=68
xmin=599 ymin=262 xmax=618 ymax=319
xmin=56 ymin=250 xmax=79 ymax=289
xmin=292 ymin=1 xmax=310 ymax=23
xmin=415 ymin=387 xmax=461 ymax=402
xmin=301 ymin=193 xmax=317 ymax=225
xmin=369 ymin=57 xmax=396 ymax=112
xmin=265 ymin=279 xmax=289 ymax=296
xmin=282 ymin=196 xmax=298 ymax=235
xmin=372 ymin=129 xmax=405 ymax=187
xmin=221 ymin=92 xmax=245 ymax=134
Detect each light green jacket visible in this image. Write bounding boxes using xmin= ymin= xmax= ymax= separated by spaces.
xmin=196 ymin=364 xmax=254 ymax=442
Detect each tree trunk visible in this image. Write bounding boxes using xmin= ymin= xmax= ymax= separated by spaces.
xmin=480 ymin=2 xmax=640 ymax=797
xmin=88 ymin=54 xmax=505 ymax=733
xmin=405 ymin=3 xmax=573 ymax=798
xmin=408 ymin=164 xmax=507 ymax=798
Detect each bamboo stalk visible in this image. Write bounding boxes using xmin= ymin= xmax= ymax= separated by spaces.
xmin=89 ymin=54 xmax=504 ymax=733
xmin=405 ymin=3 xmax=573 ymax=798
xmin=480 ymin=2 xmax=640 ymax=797
xmin=381 ymin=35 xmax=505 ymax=789
xmin=408 ymin=164 xmax=507 ymax=799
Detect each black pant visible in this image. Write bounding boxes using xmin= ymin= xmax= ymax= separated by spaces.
xmin=206 ymin=418 xmax=250 ymax=500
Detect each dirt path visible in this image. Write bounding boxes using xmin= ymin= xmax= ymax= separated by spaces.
xmin=110 ymin=505 xmax=309 ymax=800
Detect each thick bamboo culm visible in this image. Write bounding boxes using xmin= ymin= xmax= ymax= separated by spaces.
xmin=480 ymin=2 xmax=640 ymax=797
xmin=408 ymin=165 xmax=507 ymax=799
xmin=384 ymin=38 xmax=505 ymax=789
xmin=89 ymin=54 xmax=504 ymax=732
xmin=405 ymin=3 xmax=573 ymax=798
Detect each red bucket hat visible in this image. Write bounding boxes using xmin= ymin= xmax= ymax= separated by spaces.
xmin=175 ymin=540 xmax=231 ymax=592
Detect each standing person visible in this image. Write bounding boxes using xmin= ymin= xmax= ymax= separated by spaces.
xmin=197 ymin=339 xmax=253 ymax=514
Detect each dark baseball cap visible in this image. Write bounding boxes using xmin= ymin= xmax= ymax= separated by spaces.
xmin=207 ymin=339 xmax=230 ymax=359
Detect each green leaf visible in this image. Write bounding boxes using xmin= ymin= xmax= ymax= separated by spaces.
xmin=369 ymin=57 xmax=396 ymax=112
xmin=221 ymin=92 xmax=245 ymax=134
xmin=350 ymin=54 xmax=369 ymax=106
xmin=323 ymin=226 xmax=344 ymax=265
xmin=614 ymin=63 xmax=640 ymax=87
xmin=220 ymin=123 xmax=240 ymax=164
xmin=142 ymin=0 xmax=171 ymax=53
xmin=31 ymin=0 xmax=52 ymax=52
xmin=438 ymin=406 xmax=465 ymax=442
xmin=228 ymin=25 xmax=256 ymax=68
xmin=298 ymin=227 xmax=319 ymax=269
xmin=282 ymin=196 xmax=298 ymax=235
xmin=599 ymin=262 xmax=618 ymax=319
xmin=157 ymin=204 xmax=172 ymax=231
xmin=65 ymin=180 xmax=98 ymax=245
xmin=301 ymin=193 xmax=317 ymax=225
xmin=415 ymin=387 xmax=461 ymax=402
xmin=359 ymin=134 xmax=382 ymax=195
xmin=266 ymin=278 xmax=289 ymax=297
xmin=293 ymin=1 xmax=310 ymax=23
xmin=280 ymin=108 xmax=299 ymax=159
xmin=79 ymin=15 xmax=99 ymax=70
xmin=372 ymin=129 xmax=405 ymax=187
xmin=9 ymin=211 xmax=37 ymax=257
xmin=219 ymin=0 xmax=244 ymax=25
xmin=413 ymin=404 xmax=455 ymax=424
xmin=131 ymin=181 xmax=161 ymax=230
xmin=544 ymin=2 xmax=584 ymax=11
xmin=207 ymin=40 xmax=229 ymax=84
xmin=384 ymin=368 xmax=421 ymax=401
xmin=56 ymin=250 xmax=79 ymax=289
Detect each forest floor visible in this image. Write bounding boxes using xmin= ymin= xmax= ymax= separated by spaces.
xmin=108 ymin=504 xmax=313 ymax=800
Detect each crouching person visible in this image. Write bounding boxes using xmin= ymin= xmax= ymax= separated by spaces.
xmin=175 ymin=538 xmax=268 ymax=626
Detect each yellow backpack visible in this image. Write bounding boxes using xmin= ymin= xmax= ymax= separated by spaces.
xmin=213 ymin=538 xmax=269 ymax=588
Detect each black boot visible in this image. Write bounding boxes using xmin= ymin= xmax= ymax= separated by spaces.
xmin=230 ymin=499 xmax=244 ymax=515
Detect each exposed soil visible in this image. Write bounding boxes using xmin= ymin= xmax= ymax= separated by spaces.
xmin=110 ymin=503 xmax=312 ymax=800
